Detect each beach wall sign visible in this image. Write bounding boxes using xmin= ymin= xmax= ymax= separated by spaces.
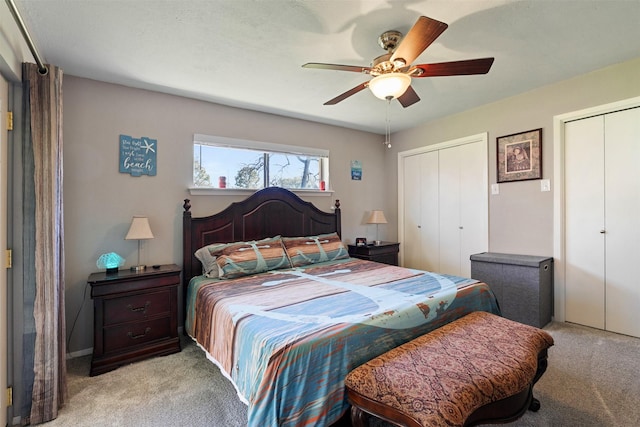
xmin=119 ymin=134 xmax=157 ymax=176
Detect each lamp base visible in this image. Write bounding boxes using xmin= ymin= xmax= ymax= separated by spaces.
xmin=130 ymin=265 xmax=147 ymax=272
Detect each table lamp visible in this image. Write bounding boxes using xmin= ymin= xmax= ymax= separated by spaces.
xmin=125 ymin=216 xmax=154 ymax=271
xmin=367 ymin=210 xmax=387 ymax=246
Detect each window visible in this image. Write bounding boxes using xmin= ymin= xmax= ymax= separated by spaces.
xmin=193 ymin=134 xmax=329 ymax=191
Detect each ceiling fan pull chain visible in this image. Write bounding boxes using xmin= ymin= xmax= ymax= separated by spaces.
xmin=384 ymin=99 xmax=392 ymax=148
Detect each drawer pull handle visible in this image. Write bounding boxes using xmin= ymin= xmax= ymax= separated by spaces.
xmin=127 ymin=301 xmax=151 ymax=314
xmin=128 ymin=327 xmax=151 ymax=340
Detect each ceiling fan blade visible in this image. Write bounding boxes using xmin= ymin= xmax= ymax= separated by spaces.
xmin=390 ymin=16 xmax=448 ymax=66
xmin=412 ymin=57 xmax=495 ymax=77
xmin=397 ymin=85 xmax=420 ymax=108
xmin=302 ymin=63 xmax=371 ymax=74
xmin=324 ymin=82 xmax=369 ymax=105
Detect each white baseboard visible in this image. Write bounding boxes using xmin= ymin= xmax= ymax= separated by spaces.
xmin=66 ymin=347 xmax=93 ymax=359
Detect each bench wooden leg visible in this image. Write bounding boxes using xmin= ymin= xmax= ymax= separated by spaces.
xmin=350 ymin=406 xmax=369 ymax=427
xmin=527 ymin=347 xmax=549 ymax=413
xmin=529 ymin=397 xmax=541 ymax=412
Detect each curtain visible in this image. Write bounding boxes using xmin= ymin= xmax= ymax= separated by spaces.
xmin=21 ymin=62 xmax=67 ymax=424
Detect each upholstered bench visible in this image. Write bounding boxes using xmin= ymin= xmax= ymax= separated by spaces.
xmin=345 ymin=311 xmax=554 ymax=427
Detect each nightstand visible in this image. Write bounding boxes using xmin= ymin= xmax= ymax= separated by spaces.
xmin=348 ymin=242 xmax=400 ymax=266
xmin=89 ymin=264 xmax=181 ymax=376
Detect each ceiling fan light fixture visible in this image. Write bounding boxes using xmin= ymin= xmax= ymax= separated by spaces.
xmin=368 ymin=73 xmax=411 ymax=100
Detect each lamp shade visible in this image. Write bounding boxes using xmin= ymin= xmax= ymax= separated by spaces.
xmin=368 ymin=73 xmax=411 ymax=100
xmin=125 ymin=216 xmax=154 ymax=240
xmin=367 ymin=210 xmax=388 ymax=225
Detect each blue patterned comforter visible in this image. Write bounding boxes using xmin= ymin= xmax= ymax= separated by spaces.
xmin=186 ymin=258 xmax=500 ymax=426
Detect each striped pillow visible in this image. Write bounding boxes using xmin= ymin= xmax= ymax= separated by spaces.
xmin=214 ymin=236 xmax=291 ymax=279
xmin=282 ymin=233 xmax=349 ymax=267
xmin=195 ymin=244 xmax=221 ymax=278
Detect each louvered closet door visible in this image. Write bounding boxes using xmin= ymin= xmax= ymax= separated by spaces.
xmin=604 ymin=107 xmax=640 ymax=337
xmin=402 ymin=151 xmax=439 ymax=271
xmin=565 ymin=116 xmax=606 ymax=329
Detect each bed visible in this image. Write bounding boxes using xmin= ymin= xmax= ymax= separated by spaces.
xmin=182 ymin=187 xmax=500 ymax=426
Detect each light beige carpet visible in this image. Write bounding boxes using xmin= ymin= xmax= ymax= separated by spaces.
xmin=41 ymin=321 xmax=640 ymax=427
xmin=498 ymin=321 xmax=640 ymax=427
xmin=42 ymin=337 xmax=248 ymax=426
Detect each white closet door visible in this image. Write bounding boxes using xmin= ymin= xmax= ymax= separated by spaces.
xmin=604 ymin=107 xmax=640 ymax=337
xmin=565 ymin=116 xmax=605 ymax=329
xmin=458 ymin=140 xmax=488 ymax=278
xmin=400 ymin=134 xmax=487 ymax=277
xmin=439 ymin=145 xmax=462 ymax=275
xmin=402 ymin=154 xmax=423 ymax=269
xmin=402 ymin=152 xmax=439 ymax=270
xmin=420 ymin=152 xmax=440 ymax=272
xmin=438 ymin=142 xmax=487 ymax=277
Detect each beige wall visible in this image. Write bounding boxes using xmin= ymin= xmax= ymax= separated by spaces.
xmin=386 ymin=57 xmax=640 ymax=258
xmin=63 ymin=76 xmax=387 ymax=353
xmin=0 ymin=1 xmax=27 ymax=82
xmin=8 ymin=34 xmax=640 ymax=354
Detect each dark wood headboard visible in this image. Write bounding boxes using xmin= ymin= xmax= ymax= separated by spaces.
xmin=182 ymin=187 xmax=341 ymax=286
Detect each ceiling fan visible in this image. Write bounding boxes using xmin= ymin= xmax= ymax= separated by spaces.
xmin=302 ymin=15 xmax=495 ymax=108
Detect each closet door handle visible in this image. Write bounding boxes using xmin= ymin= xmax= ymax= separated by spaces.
xmin=600 ymin=230 xmax=606 ymax=234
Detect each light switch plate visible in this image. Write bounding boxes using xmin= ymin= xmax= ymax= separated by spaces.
xmin=541 ymin=179 xmax=551 ymax=192
xmin=491 ymin=184 xmax=500 ymax=195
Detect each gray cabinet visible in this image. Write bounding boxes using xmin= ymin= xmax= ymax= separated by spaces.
xmin=470 ymin=253 xmax=553 ymax=328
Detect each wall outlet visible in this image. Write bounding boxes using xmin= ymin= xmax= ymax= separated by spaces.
xmin=541 ymin=179 xmax=551 ymax=192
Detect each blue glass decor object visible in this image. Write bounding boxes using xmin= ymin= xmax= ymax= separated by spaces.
xmin=97 ymin=252 xmax=125 ymax=274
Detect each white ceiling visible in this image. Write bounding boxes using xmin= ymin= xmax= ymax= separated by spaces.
xmin=12 ymin=0 xmax=640 ymax=134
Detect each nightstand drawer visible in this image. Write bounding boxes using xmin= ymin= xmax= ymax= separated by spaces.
xmin=103 ymin=289 xmax=171 ymax=326
xmin=103 ymin=316 xmax=172 ymax=353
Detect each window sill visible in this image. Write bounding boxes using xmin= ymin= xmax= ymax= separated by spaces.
xmin=188 ymin=187 xmax=334 ymax=197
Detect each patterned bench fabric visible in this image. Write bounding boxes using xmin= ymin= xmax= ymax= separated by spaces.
xmin=345 ymin=311 xmax=554 ymax=427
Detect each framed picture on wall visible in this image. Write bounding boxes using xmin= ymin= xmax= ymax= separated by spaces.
xmin=497 ymin=128 xmax=542 ymax=183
